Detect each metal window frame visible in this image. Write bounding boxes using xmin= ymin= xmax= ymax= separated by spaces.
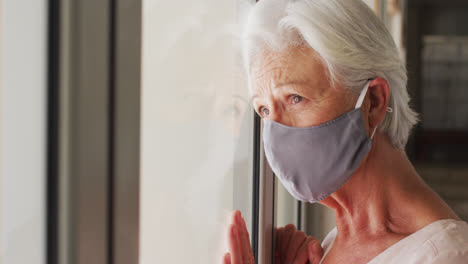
xmin=252 ymin=113 xmax=261 ymax=262
xmin=47 ymin=0 xmax=141 ymax=264
xmin=110 ymin=1 xmax=142 ymax=264
xmin=47 ymin=0 xmax=60 ymax=263
xmin=252 ymin=112 xmax=275 ymax=264
xmin=257 ymin=117 xmax=275 ymax=264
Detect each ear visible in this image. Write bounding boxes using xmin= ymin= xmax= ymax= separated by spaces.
xmin=366 ymin=78 xmax=390 ymax=131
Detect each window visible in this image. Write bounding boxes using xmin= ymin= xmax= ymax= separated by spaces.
xmin=139 ymin=0 xmax=256 ymax=263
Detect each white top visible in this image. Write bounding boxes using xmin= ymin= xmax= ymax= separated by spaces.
xmin=320 ymin=219 xmax=468 ymax=263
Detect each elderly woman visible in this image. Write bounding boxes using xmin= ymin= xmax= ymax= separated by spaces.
xmin=223 ymin=0 xmax=468 ymax=263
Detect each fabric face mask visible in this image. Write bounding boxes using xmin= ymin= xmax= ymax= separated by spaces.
xmin=262 ymin=81 xmax=377 ymax=203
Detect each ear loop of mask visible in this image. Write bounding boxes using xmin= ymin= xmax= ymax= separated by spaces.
xmin=354 ymin=81 xmax=392 ymax=140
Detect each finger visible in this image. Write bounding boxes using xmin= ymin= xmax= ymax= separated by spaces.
xmin=223 ymin=253 xmax=231 ymax=264
xmin=235 ymin=211 xmax=254 ymax=262
xmin=308 ymin=240 xmax=324 ymax=264
xmin=280 ymin=224 xmax=296 ymax=263
xmin=240 ymin=211 xmax=250 ymax=240
xmin=228 ymin=224 xmax=242 ymax=264
xmin=275 ymin=248 xmax=281 ymax=264
xmin=275 ymin=227 xmax=284 ymax=260
xmin=284 ymin=230 xmax=306 ymax=263
xmin=292 ymin=237 xmax=314 ymax=264
xmin=237 ymin=211 xmax=252 ymax=249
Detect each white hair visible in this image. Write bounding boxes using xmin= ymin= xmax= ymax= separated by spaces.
xmin=242 ymin=0 xmax=419 ymax=149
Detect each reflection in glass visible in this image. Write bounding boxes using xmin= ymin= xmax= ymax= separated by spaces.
xmin=139 ymin=0 xmax=254 ymax=263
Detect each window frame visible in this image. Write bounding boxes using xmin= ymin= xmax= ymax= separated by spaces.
xmin=48 ymin=0 xmax=141 ymax=264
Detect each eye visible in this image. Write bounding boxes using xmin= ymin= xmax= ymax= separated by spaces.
xmin=291 ymin=95 xmax=303 ymax=104
xmin=258 ymin=106 xmax=269 ymax=117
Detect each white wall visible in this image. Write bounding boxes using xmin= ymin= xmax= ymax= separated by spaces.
xmin=0 ymin=0 xmax=47 ymax=263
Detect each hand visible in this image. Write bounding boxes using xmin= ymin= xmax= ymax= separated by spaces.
xmin=275 ymin=224 xmax=323 ymax=264
xmin=223 ymin=210 xmax=255 ymax=264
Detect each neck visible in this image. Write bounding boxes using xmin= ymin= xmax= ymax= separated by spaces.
xmin=320 ymin=133 xmax=459 ymax=241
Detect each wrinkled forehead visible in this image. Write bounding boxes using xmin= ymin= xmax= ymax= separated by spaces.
xmin=247 ymin=45 xmax=330 ymax=101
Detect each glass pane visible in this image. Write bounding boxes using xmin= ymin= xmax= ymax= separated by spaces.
xmin=276 ymin=181 xmax=298 ymax=228
xmin=276 ymin=179 xmax=336 ymax=241
xmin=139 ymin=0 xmax=254 ymax=263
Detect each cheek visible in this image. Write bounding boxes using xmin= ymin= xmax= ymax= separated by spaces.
xmin=291 ymin=108 xmax=325 ymax=127
xmin=294 ymin=101 xmax=349 ymax=127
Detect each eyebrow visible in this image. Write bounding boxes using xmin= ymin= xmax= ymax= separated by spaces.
xmin=249 ymin=81 xmax=310 ymax=101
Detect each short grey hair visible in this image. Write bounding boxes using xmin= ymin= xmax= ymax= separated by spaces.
xmin=242 ymin=0 xmax=419 ymax=149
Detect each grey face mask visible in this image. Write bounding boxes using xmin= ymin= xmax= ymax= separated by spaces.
xmin=262 ymin=81 xmax=378 ymax=203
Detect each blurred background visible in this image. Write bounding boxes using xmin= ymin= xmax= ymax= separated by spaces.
xmin=0 ymin=0 xmax=467 ymax=264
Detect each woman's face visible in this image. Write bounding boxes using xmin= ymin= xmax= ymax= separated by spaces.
xmin=250 ymin=45 xmax=356 ymax=127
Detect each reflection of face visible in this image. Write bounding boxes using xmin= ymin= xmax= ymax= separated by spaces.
xmin=214 ymin=93 xmax=249 ymax=138
xmin=146 ymin=21 xmax=250 ymax=140
xmin=250 ymin=45 xmax=355 ymax=128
